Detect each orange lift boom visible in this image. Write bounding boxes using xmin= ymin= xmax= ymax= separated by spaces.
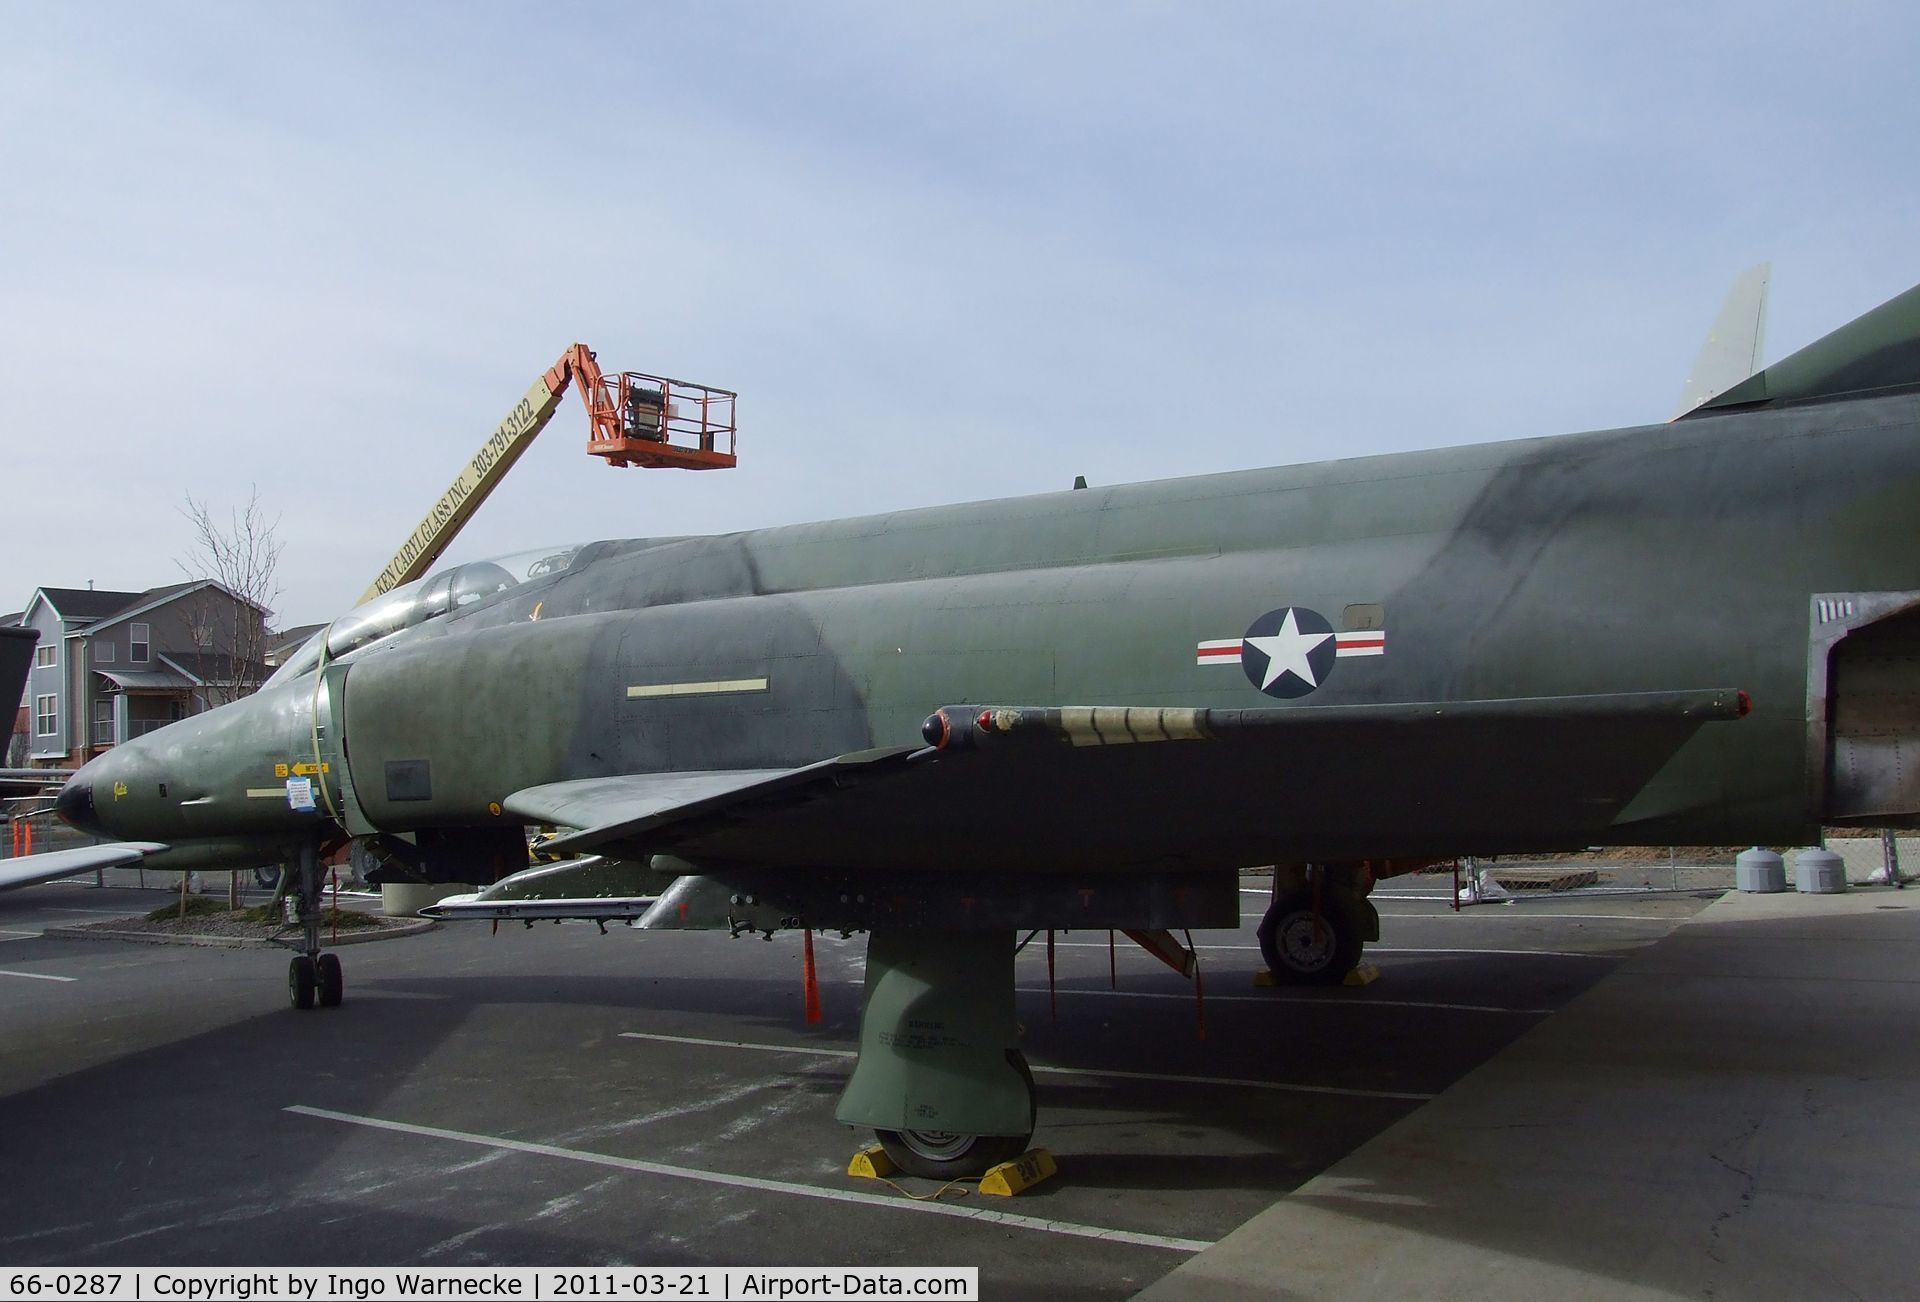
xmin=359 ymin=346 xmax=737 ymax=603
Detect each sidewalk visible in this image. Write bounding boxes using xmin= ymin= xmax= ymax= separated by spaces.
xmin=1135 ymin=886 xmax=1920 ymax=1301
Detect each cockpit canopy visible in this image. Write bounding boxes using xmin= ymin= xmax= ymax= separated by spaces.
xmin=267 ymin=545 xmax=582 ymax=685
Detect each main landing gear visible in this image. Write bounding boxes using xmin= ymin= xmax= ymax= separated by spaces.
xmin=1256 ymin=864 xmax=1378 ymax=986
xmin=284 ymin=842 xmax=344 ymax=1011
xmin=838 ymin=929 xmax=1036 ymax=1180
xmin=875 ymin=1049 xmax=1036 ymax=1180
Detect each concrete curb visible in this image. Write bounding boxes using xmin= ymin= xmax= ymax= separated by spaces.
xmin=40 ymin=918 xmax=440 ymax=949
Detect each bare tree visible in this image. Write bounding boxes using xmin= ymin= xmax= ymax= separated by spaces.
xmin=177 ymin=489 xmax=282 ymax=909
xmin=177 ymin=487 xmax=282 ymax=711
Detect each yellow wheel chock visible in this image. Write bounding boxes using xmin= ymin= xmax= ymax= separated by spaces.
xmin=1254 ymin=959 xmax=1381 ymax=988
xmin=847 ymin=1143 xmax=1058 ymax=1195
xmin=847 ymin=1145 xmax=897 ymax=1179
xmin=979 ymin=1149 xmax=1057 ymax=1196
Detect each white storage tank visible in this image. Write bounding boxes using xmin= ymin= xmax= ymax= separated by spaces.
xmin=1735 ymin=847 xmax=1786 ymax=893
xmin=1793 ymin=847 xmax=1847 ymax=894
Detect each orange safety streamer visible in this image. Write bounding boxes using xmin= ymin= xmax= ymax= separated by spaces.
xmin=802 ymin=929 xmax=822 ymax=1025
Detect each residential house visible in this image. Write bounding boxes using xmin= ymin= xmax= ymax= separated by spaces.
xmin=265 ymin=623 xmax=326 ymax=668
xmin=18 ymin=582 xmax=271 ymax=770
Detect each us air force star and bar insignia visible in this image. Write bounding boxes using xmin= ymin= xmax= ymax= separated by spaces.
xmin=1237 ymin=607 xmax=1336 ymax=697
xmin=1195 ymin=607 xmax=1388 ymax=699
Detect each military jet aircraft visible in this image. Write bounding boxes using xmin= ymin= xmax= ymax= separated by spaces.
xmin=40 ymin=280 xmax=1920 ymax=1177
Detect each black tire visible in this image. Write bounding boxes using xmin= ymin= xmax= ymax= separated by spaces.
xmin=254 ymin=865 xmax=282 ymax=890
xmin=874 ymin=1050 xmax=1035 ymax=1180
xmin=316 ymin=952 xmax=343 ymax=1008
xmin=288 ymin=955 xmax=318 ymax=1011
xmin=1257 ymin=889 xmax=1363 ymax=986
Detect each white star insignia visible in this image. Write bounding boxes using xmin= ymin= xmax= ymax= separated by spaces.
xmin=1245 ymin=609 xmax=1333 ymax=691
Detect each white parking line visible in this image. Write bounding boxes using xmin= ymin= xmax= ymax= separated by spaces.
xmin=0 ymin=969 xmax=76 ymax=983
xmin=1370 ymin=946 xmax=1619 ymax=959
xmin=1370 ymin=891 xmax=1713 ymax=903
xmin=1042 ymin=942 xmax=1620 ymax=960
xmin=1029 ymin=1061 xmax=1429 ymax=1100
xmin=1373 ymin=912 xmax=1685 ymax=922
xmin=286 ymin=1105 xmax=1211 ymax=1254
xmin=1239 ymin=890 xmax=1688 ymax=922
xmin=624 ymin=1030 xmax=855 ymax=1059
xmin=1014 ymin=987 xmax=1555 ymax=1016
xmin=618 ymin=1031 xmax=1436 ymax=1101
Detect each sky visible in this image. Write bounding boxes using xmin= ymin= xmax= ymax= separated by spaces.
xmin=4 ymin=2 xmax=1917 ymax=626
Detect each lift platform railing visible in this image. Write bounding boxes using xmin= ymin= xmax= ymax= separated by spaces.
xmin=584 ymin=369 xmax=737 ymax=470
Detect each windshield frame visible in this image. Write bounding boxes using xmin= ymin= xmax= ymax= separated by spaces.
xmin=264 ymin=544 xmax=584 ymax=686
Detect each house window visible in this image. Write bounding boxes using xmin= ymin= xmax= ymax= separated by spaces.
xmin=96 ymin=642 xmax=115 ymax=664
xmin=35 ymin=695 xmax=57 ymax=737
xmin=92 ymin=698 xmax=115 ymax=746
xmin=35 ymin=644 xmax=55 ymax=668
xmin=130 ymin=623 xmax=150 ymax=664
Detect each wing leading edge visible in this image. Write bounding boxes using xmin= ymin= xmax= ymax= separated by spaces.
xmin=0 ymin=842 xmax=169 ymax=893
xmin=505 ymin=747 xmax=920 ymax=856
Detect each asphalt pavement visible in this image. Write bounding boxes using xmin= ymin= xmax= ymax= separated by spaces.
xmin=0 ymin=875 xmax=1710 ymax=1297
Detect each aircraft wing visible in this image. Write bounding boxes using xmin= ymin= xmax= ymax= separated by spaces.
xmin=513 ymin=689 xmax=1746 ymax=869
xmin=0 ymin=842 xmax=168 ymax=892
xmin=0 ymin=769 xmax=69 ymax=795
xmin=510 ymin=749 xmax=920 ymax=854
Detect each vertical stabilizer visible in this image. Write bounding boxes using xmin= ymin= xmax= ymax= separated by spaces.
xmin=1672 ymin=262 xmax=1771 ymax=418
xmin=1687 ymin=281 xmax=1920 ymax=416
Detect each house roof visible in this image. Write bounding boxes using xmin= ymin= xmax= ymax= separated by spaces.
xmin=266 ymin=623 xmax=326 ymax=658
xmin=35 ymin=587 xmax=145 ymax=621
xmin=158 ymin=651 xmax=270 ymax=686
xmin=24 ymin=580 xmax=273 ymax=639
xmin=97 ymin=668 xmax=194 ymax=692
xmin=87 ymin=580 xmax=270 ymax=636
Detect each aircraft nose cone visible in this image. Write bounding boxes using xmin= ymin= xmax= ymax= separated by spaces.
xmin=55 ymin=773 xmax=103 ymax=837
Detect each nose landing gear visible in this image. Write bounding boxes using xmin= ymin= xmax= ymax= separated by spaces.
xmin=283 ymin=842 xmax=345 ymax=1011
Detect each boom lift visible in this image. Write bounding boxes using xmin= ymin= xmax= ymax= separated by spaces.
xmin=359 ymin=345 xmax=737 ymax=603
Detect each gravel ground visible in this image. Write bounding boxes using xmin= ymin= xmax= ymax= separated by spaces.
xmin=58 ymin=907 xmax=403 ymax=941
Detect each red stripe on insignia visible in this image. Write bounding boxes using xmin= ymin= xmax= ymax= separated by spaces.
xmin=1196 ymin=645 xmax=1241 ymax=659
xmin=1335 ymin=630 xmax=1386 ymax=659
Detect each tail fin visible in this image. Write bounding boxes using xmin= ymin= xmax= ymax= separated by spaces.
xmin=1672 ymin=262 xmax=1770 ymax=418
xmin=1683 ymin=281 xmax=1920 ymax=417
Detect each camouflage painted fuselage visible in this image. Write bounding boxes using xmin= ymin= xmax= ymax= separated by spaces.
xmin=70 ymin=388 xmax=1920 ymax=871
